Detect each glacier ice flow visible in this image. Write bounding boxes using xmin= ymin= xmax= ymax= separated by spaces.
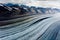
xmin=0 ymin=14 xmax=60 ymax=40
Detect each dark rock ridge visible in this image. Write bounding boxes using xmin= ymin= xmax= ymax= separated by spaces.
xmin=0 ymin=3 xmax=60 ymax=21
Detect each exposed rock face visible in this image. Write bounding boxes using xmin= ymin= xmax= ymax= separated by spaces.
xmin=0 ymin=3 xmax=60 ymax=21
xmin=0 ymin=3 xmax=27 ymax=21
